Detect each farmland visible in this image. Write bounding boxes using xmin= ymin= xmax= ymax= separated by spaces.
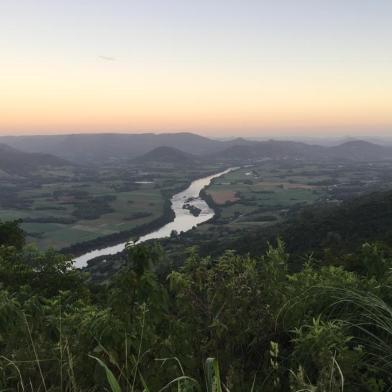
xmin=162 ymin=159 xmax=392 ymax=258
xmin=3 ymin=157 xmax=392 ymax=256
xmin=0 ymin=161 xmax=223 ymax=251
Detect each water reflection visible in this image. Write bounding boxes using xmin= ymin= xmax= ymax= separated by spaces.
xmin=73 ymin=168 xmax=235 ymax=268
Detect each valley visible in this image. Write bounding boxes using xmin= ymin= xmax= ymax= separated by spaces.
xmin=3 ymin=133 xmax=392 ymax=390
xmin=0 ymin=159 xmax=224 ymax=251
xmin=2 ymin=134 xmax=392 ymax=261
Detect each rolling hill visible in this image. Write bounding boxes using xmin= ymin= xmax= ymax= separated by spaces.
xmin=0 ymin=143 xmax=70 ymax=175
xmin=0 ymin=133 xmax=247 ymax=163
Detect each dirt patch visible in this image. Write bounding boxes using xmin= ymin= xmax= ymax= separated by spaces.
xmin=209 ymin=191 xmax=239 ymax=205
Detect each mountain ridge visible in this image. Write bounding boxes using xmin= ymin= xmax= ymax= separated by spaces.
xmin=1 ymin=132 xmax=392 ymax=163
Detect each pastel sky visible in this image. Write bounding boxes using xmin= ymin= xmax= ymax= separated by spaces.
xmin=0 ymin=0 xmax=391 ymax=136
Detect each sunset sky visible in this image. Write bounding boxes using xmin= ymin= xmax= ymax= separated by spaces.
xmin=0 ymin=0 xmax=391 ymax=137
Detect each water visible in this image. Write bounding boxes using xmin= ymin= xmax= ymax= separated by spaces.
xmin=73 ymin=168 xmax=236 ymax=268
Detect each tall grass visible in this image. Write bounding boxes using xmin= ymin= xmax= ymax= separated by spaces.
xmin=330 ymin=287 xmax=392 ymax=377
xmin=96 ymin=356 xmax=224 ymax=392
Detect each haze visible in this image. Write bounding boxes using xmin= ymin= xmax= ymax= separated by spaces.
xmin=1 ymin=0 xmax=391 ymax=137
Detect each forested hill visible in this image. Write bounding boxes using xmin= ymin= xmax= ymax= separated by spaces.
xmin=283 ymin=190 xmax=392 ymax=254
xmin=226 ymin=189 xmax=392 ymax=260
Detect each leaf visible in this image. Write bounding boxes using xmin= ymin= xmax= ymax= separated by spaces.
xmin=205 ymin=358 xmax=222 ymax=392
xmin=89 ymin=355 xmax=121 ymax=392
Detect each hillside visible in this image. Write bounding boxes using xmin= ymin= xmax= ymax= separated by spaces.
xmin=0 ymin=143 xmax=70 ymax=175
xmin=223 ymin=189 xmax=392 ymax=260
xmin=282 ymin=190 xmax=392 ymax=254
xmin=133 ymin=146 xmax=198 ymax=164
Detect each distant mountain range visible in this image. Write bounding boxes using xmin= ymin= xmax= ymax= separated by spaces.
xmin=211 ymin=139 xmax=392 ymax=162
xmin=0 ymin=133 xmax=250 ymax=163
xmin=1 ymin=132 xmax=392 ymax=164
xmin=0 ymin=143 xmax=69 ymax=175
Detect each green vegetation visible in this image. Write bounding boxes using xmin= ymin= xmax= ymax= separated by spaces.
xmin=2 ymin=210 xmax=392 ymax=390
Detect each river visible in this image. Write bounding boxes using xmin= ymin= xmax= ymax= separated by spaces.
xmin=73 ymin=167 xmax=236 ymax=268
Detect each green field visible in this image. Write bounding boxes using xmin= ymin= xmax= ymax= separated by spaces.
xmin=205 ymin=165 xmax=326 ymax=230
xmin=0 ymin=162 xmax=224 ymax=250
xmin=2 ymin=159 xmax=392 ymax=252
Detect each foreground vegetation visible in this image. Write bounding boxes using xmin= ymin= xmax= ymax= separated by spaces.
xmin=2 ymin=218 xmax=392 ymax=391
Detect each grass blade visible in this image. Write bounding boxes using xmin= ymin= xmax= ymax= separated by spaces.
xmin=89 ymin=355 xmax=122 ymax=392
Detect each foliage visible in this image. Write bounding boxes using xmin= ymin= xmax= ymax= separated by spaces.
xmin=0 ymin=219 xmax=25 ymax=249
xmin=1 ymin=221 xmax=392 ymax=390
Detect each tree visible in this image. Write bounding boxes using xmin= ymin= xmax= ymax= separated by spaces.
xmin=0 ymin=219 xmax=25 ymax=249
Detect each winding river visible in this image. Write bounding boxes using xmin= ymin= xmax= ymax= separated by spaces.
xmin=73 ymin=168 xmax=235 ymax=268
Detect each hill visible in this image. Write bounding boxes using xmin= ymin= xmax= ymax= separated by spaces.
xmin=212 ymin=139 xmax=392 ymax=162
xmin=0 ymin=143 xmax=70 ymax=175
xmin=282 ymin=190 xmax=392 ymax=254
xmin=0 ymin=132 xmax=248 ymax=163
xmin=222 ymin=189 xmax=392 ymax=260
xmin=327 ymin=140 xmax=392 ymax=161
xmin=133 ymin=146 xmax=198 ymax=164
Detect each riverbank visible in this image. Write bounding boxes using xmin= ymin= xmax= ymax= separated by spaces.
xmin=61 ymin=196 xmax=174 ymax=257
xmin=72 ymin=168 xmax=236 ymax=268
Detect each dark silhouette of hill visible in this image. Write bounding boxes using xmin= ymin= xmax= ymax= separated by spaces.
xmin=133 ymin=146 xmax=198 ymax=164
xmin=0 ymin=143 xmax=69 ymax=175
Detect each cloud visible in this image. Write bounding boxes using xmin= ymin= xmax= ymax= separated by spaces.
xmin=98 ymin=56 xmax=117 ymax=62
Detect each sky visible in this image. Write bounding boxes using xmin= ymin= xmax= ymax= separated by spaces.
xmin=0 ymin=0 xmax=391 ymax=137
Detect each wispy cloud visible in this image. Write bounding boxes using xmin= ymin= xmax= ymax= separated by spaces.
xmin=98 ymin=55 xmax=117 ymax=62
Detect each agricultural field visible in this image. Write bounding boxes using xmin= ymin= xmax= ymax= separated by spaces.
xmin=203 ymin=164 xmax=325 ymax=231
xmin=3 ymin=158 xmax=392 ymax=254
xmin=0 ymin=162 xmax=222 ymax=250
xmin=202 ymin=160 xmax=392 ymax=233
